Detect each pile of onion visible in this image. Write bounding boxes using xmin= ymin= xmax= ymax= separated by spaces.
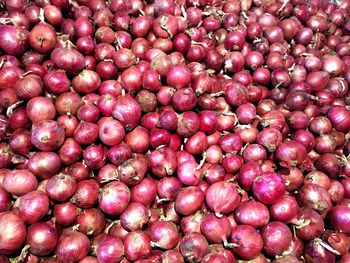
xmin=0 ymin=0 xmax=350 ymax=262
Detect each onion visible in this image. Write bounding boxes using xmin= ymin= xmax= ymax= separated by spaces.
xmin=150 ymin=220 xmax=179 ymax=249
xmin=275 ymin=140 xmax=308 ymax=167
xmin=53 ymin=202 xmax=80 ymax=226
xmin=15 ymin=73 xmax=43 ymax=99
xmin=252 ymin=171 xmax=286 ymax=205
xmin=297 ymin=183 xmax=332 ymax=216
xmin=72 ymin=70 xmax=101 ymax=94
xmin=261 ymin=221 xmax=292 ymax=256
xmin=175 ymin=186 xmax=204 ymax=216
xmin=0 ymin=187 xmax=11 ymax=212
xmin=231 ymin=225 xmax=263 ymax=260
xmin=112 ymin=95 xmax=141 ymax=130
xmin=28 ymin=151 xmax=62 ymax=179
xmin=26 ymin=222 xmax=58 ymax=256
xmin=205 ymin=181 xmax=240 ymax=217
xmin=323 ymin=230 xmax=350 ymax=256
xmin=99 ymin=181 xmax=130 ymax=215
xmin=2 ymin=169 xmax=38 ymax=196
xmin=131 ymin=177 xmax=157 ymax=207
xmin=120 ymin=202 xmax=149 ymax=231
xmin=14 ymin=190 xmax=50 ymax=224
xmin=76 ymin=208 xmax=106 ymax=237
xmin=270 ymin=195 xmax=298 ymax=222
xmin=293 ymin=208 xmax=325 ymax=240
xmin=96 ymin=235 xmax=124 ymax=263
xmin=55 ymin=229 xmax=90 ymax=262
xmin=70 ymin=179 xmax=99 ymax=209
xmin=0 ymin=0 xmax=349 ymax=261
xmin=235 ymin=199 xmax=270 ymax=228
xmin=326 ymin=105 xmax=350 ymax=132
xmin=51 ymin=46 xmax=85 ymax=74
xmin=327 ymin=205 xmax=350 ymax=233
xmin=200 ymin=213 xmax=232 ymax=246
xmin=123 ymin=230 xmax=152 ymax=261
xmin=304 ymin=239 xmax=337 ymax=262
xmin=0 ymin=212 xmax=26 ymax=255
xmin=0 ymin=25 xmax=28 ymax=56
xmin=180 ymin=233 xmax=209 ymax=262
xmin=28 ymin=23 xmax=56 ymax=54
xmin=45 ymin=173 xmax=77 ymax=202
xmin=31 ymin=120 xmax=65 ymax=151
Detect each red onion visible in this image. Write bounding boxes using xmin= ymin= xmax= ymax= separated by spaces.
xmin=327 ymin=205 xmax=350 ymax=233
xmin=58 ymin=138 xmax=83 ymax=165
xmin=15 ymin=73 xmax=43 ymax=99
xmin=51 ymin=46 xmax=85 ymax=74
xmin=252 ymin=171 xmax=286 ymax=205
xmin=53 ymin=202 xmax=80 ymax=226
xmin=14 ymin=190 xmax=50 ymax=224
xmin=0 ymin=25 xmax=28 ymax=56
xmin=274 ymin=140 xmax=308 ymax=167
xmin=26 ymin=222 xmax=58 ymax=256
xmin=96 ymin=235 xmax=124 ymax=263
xmin=231 ymin=225 xmax=263 ymax=260
xmin=234 ymin=199 xmax=270 ymax=228
xmin=205 ymin=181 xmax=240 ymax=217
xmin=297 ymin=183 xmax=332 ymax=216
xmin=304 ymin=239 xmax=336 ymax=262
xmin=166 ymin=65 xmax=191 ymax=89
xmin=31 ymin=120 xmax=65 ymax=151
xmin=28 ymin=151 xmax=61 ymax=180
xmin=99 ymin=181 xmax=130 ymax=215
xmin=76 ymin=208 xmax=106 ymax=237
xmin=69 ymin=179 xmax=99 ymax=209
xmin=175 ymin=186 xmax=204 ymax=216
xmin=55 ymin=229 xmax=90 ymax=262
xmin=323 ymin=230 xmax=350 ymax=256
xmin=326 ymin=105 xmax=350 ymax=132
xmin=131 ymin=177 xmax=157 ymax=207
xmin=120 ymin=202 xmax=149 ymax=231
xmin=83 ymin=144 xmax=108 ymax=169
xmin=2 ymin=169 xmax=38 ymax=196
xmin=0 ymin=212 xmax=26 ymax=255
xmin=123 ymin=230 xmax=152 ymax=261
xmin=112 ymin=95 xmax=141 ymax=130
xmin=293 ymin=208 xmax=325 ymax=240
xmin=200 ymin=213 xmax=233 ymax=246
xmin=117 ymin=156 xmax=148 ymax=186
xmin=28 ymin=23 xmax=56 ymax=54
xmin=150 ymin=220 xmax=179 ymax=249
xmin=261 ymin=221 xmax=292 ymax=256
xmin=270 ymin=195 xmax=298 ymax=222
xmin=45 ymin=173 xmax=77 ymax=202
xmin=180 ymin=233 xmax=209 ymax=262
xmin=0 ymin=187 xmax=11 ymax=213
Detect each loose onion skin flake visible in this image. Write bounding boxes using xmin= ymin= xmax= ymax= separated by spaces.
xmin=0 ymin=0 xmax=350 ymax=261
